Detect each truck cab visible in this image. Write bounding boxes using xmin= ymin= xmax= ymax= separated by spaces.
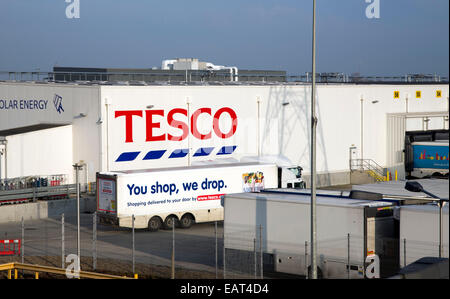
xmin=282 ymin=166 xmax=306 ymax=189
xmin=240 ymin=155 xmax=306 ymax=189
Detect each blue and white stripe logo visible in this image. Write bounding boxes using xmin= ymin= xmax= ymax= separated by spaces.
xmin=116 ymin=146 xmax=237 ymax=162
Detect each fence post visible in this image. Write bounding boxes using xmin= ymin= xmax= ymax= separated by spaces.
xmin=305 ymin=241 xmax=308 ymax=279
xmin=171 ymin=217 xmax=175 ymax=279
xmin=21 ymin=217 xmax=24 ymax=264
xmin=223 ymin=228 xmax=226 ymax=279
xmin=254 ymin=238 xmax=257 ymax=279
xmin=215 ymin=221 xmax=218 ymax=279
xmin=347 ymin=233 xmax=350 ymax=279
xmin=132 ymin=215 xmax=135 ymax=274
xmin=259 ymin=224 xmax=263 ymax=279
xmin=403 ymin=238 xmax=406 ymax=267
xmin=61 ymin=213 xmax=65 ymax=268
xmin=45 ymin=216 xmax=48 ymax=258
xmin=20 ymin=216 xmax=24 ymax=278
xmin=93 ymin=212 xmax=97 ymax=271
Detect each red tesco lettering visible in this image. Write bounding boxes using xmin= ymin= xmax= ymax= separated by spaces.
xmin=115 ymin=107 xmax=238 ymax=143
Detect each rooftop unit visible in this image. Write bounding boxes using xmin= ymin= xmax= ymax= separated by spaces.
xmin=161 ymin=58 xmax=239 ymax=81
xmin=48 ymin=58 xmax=284 ymax=83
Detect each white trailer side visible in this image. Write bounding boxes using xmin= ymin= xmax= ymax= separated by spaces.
xmin=97 ymin=162 xmax=293 ymax=230
xmin=223 ymin=192 xmax=398 ymax=278
xmin=400 ymin=204 xmax=449 ymax=266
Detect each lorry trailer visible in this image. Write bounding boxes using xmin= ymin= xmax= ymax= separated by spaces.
xmin=409 ymin=141 xmax=449 ymax=177
xmin=399 ymin=203 xmax=449 ymax=266
xmin=404 ymin=130 xmax=449 ymax=179
xmin=265 ymin=185 xmax=448 ymax=271
xmin=223 ymin=191 xmax=399 ymax=279
xmin=96 ymin=162 xmax=303 ymax=230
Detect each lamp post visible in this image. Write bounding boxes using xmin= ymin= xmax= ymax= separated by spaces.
xmin=73 ymin=163 xmax=83 ymax=273
xmin=310 ymin=0 xmax=318 ymax=279
xmin=405 ymin=181 xmax=448 ymax=258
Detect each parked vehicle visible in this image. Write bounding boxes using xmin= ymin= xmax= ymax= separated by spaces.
xmin=96 ymin=162 xmax=304 ymax=231
xmin=399 ymin=203 xmax=449 ymax=266
xmin=223 ymin=190 xmax=400 ymax=278
xmin=404 ymin=130 xmax=449 ymax=179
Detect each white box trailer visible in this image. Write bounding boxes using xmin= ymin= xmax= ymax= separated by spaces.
xmin=223 ymin=191 xmax=399 ymax=278
xmin=96 ymin=162 xmax=302 ymax=231
xmin=400 ymin=203 xmax=449 ymax=266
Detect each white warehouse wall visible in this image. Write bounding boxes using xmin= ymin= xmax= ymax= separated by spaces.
xmin=0 ymin=83 xmax=100 ymax=131
xmin=99 ymin=84 xmax=448 ymax=183
xmin=5 ymin=125 xmax=74 ymax=183
xmin=1 ymin=82 xmax=448 ymax=186
xmin=0 ymin=82 xmax=102 ymax=184
xmin=257 ymin=84 xmax=448 ymax=176
xmin=71 ymin=87 xmax=102 ymax=184
xmin=99 ymin=86 xmax=261 ymax=172
xmin=0 ymin=143 xmax=5 ymax=179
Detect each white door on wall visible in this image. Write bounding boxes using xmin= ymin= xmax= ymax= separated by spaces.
xmin=386 ymin=115 xmax=406 ymax=167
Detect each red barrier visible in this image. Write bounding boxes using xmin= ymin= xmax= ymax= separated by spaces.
xmin=0 ymin=240 xmax=21 ymax=256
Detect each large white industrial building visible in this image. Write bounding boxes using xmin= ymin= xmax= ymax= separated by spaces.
xmin=0 ymin=81 xmax=448 ymax=186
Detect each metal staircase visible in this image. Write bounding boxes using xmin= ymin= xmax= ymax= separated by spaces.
xmin=350 ymin=159 xmax=386 ymax=182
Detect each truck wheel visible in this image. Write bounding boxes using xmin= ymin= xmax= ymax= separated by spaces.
xmin=148 ymin=217 xmax=162 ymax=232
xmin=163 ymin=216 xmax=177 ymax=230
xmin=179 ymin=214 xmax=194 ymax=229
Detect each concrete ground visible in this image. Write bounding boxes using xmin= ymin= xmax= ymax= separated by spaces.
xmin=0 ymin=213 xmax=225 ymax=278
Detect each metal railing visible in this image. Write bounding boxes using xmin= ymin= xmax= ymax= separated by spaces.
xmin=350 ymin=159 xmax=386 ymax=181
xmin=0 ymin=262 xmax=135 ymax=279
xmin=0 ymin=175 xmax=67 ymax=191
xmin=0 ymin=71 xmax=448 ymax=84
xmin=0 ymin=184 xmax=77 ymax=205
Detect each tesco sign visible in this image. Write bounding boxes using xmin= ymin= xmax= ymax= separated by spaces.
xmin=115 ymin=107 xmax=238 ymax=143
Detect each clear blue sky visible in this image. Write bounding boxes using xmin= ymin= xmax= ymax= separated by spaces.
xmin=0 ymin=0 xmax=448 ymax=76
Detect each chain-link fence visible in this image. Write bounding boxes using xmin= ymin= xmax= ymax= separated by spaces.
xmin=0 ymin=214 xmax=448 ymax=279
xmin=223 ymin=225 xmax=367 ymax=279
xmin=400 ymin=239 xmax=449 ymax=268
xmin=0 ymin=213 xmax=224 ymax=279
xmin=222 ymin=224 xmax=445 ymax=279
xmin=223 ymin=225 xmax=264 ymax=279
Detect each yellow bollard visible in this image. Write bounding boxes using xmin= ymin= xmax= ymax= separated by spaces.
xmin=35 ymin=272 xmax=39 ymax=279
xmin=395 ymin=170 xmax=398 ymax=181
xmin=7 ymin=269 xmax=11 ymax=279
xmin=14 ymin=269 xmax=18 ymax=279
xmin=386 ymin=170 xmax=390 ymax=181
xmin=134 ymin=273 xmax=138 ymax=279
